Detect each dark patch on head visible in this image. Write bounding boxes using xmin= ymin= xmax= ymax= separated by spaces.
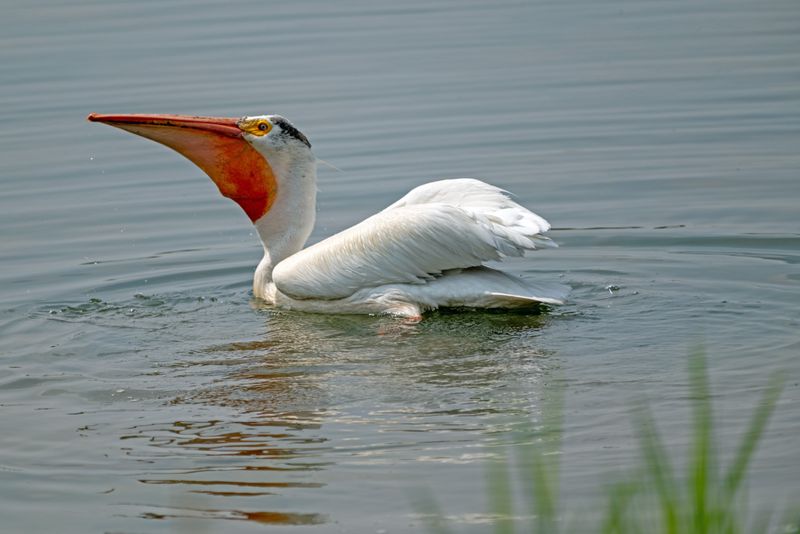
xmin=273 ymin=117 xmax=311 ymax=148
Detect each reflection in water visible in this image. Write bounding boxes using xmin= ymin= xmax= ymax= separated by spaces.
xmin=139 ymin=506 xmax=325 ymax=526
xmin=122 ymin=307 xmax=557 ymax=528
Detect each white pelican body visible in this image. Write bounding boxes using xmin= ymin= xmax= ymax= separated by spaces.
xmin=89 ymin=113 xmax=567 ymax=317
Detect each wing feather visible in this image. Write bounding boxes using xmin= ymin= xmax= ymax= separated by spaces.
xmin=272 ymin=179 xmax=555 ymax=300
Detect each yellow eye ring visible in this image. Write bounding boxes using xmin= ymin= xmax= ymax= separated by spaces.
xmin=238 ymin=118 xmax=273 ymax=136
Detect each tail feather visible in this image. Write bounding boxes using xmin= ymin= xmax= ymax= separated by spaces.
xmin=486 ymin=290 xmax=567 ymax=307
xmin=401 ymin=267 xmax=570 ymax=310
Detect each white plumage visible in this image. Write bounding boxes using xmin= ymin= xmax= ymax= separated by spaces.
xmin=272 ymin=179 xmax=559 ymax=303
xmin=89 ymin=112 xmax=568 ymax=318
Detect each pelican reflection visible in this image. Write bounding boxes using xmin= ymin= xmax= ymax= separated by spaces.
xmin=122 ymin=307 xmax=555 ymax=528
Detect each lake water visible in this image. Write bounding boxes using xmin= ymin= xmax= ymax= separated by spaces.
xmin=1 ymin=0 xmax=798 ymax=532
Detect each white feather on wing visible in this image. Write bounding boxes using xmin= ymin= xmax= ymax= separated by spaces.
xmin=272 ymin=179 xmax=555 ymax=300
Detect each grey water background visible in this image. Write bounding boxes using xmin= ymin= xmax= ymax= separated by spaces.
xmin=1 ymin=0 xmax=799 ymax=531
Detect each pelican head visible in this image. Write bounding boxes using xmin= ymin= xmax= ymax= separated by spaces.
xmin=87 ymin=113 xmax=314 ymax=223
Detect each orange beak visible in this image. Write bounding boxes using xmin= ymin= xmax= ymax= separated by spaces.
xmin=87 ymin=113 xmax=277 ymax=222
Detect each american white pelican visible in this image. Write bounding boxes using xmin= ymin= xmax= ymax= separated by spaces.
xmin=88 ymin=113 xmax=568 ymax=317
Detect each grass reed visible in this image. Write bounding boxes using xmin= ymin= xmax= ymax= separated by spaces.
xmin=417 ymin=349 xmax=792 ymax=533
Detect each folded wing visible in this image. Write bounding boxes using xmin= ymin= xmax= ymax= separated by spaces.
xmin=272 ymin=179 xmax=555 ymax=300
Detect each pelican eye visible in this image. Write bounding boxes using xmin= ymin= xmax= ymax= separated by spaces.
xmin=240 ymin=118 xmax=273 ymax=136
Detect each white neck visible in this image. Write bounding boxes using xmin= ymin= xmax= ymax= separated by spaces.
xmin=252 ymin=149 xmax=317 ymax=298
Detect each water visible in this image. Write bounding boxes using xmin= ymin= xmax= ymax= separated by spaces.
xmin=1 ymin=0 xmax=799 ymax=531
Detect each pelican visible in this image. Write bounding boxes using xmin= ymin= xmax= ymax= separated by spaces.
xmin=87 ymin=113 xmax=568 ymax=317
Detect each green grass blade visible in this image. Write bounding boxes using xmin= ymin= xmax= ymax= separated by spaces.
xmin=600 ymin=479 xmax=641 ymax=534
xmin=688 ymin=349 xmax=716 ymax=533
xmin=487 ymin=447 xmax=515 ymax=534
xmin=517 ymin=379 xmax=564 ymax=533
xmin=634 ymin=403 xmax=679 ymax=534
xmin=722 ymin=372 xmax=784 ymax=499
xmin=516 ymin=426 xmax=558 ymax=533
xmin=530 ymin=449 xmax=558 ymax=532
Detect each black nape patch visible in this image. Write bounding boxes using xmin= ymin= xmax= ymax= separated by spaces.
xmin=273 ymin=117 xmax=311 ymax=148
